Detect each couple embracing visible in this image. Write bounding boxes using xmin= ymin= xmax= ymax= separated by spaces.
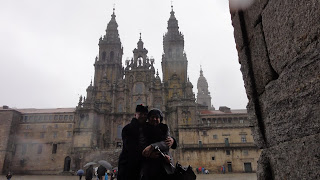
xmin=117 ymin=105 xmax=177 ymax=180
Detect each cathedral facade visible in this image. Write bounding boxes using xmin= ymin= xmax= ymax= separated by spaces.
xmin=73 ymin=6 xmax=197 ymax=166
xmin=0 ymin=7 xmax=260 ymax=175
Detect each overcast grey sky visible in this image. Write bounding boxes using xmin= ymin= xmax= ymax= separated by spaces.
xmin=0 ymin=0 xmax=249 ymax=109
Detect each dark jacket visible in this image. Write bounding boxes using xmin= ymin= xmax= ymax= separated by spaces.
xmin=117 ymin=118 xmax=146 ymax=180
xmin=97 ymin=165 xmax=107 ymax=178
xmin=141 ymin=123 xmax=176 ymax=180
xmin=6 ymin=174 xmax=12 ymax=179
xmin=85 ymin=166 xmax=93 ymax=180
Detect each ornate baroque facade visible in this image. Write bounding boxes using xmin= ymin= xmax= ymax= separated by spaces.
xmin=0 ymin=7 xmax=260 ymax=175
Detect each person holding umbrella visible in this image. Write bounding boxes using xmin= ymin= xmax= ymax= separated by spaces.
xmin=85 ymin=165 xmax=94 ymax=180
xmin=77 ymin=169 xmax=84 ymax=180
xmin=97 ymin=165 xmax=106 ymax=180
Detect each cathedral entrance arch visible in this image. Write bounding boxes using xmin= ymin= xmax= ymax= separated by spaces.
xmin=63 ymin=156 xmax=71 ymax=172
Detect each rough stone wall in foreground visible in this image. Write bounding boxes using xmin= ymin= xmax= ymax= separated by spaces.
xmin=230 ymin=0 xmax=320 ymax=179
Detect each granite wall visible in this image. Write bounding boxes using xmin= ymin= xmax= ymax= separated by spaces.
xmin=229 ymin=0 xmax=320 ymax=179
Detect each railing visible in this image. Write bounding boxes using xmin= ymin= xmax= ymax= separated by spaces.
xmin=180 ymin=142 xmax=257 ymax=149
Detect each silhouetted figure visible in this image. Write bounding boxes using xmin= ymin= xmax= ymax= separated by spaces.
xmin=6 ymin=172 xmax=12 ymax=180
xmin=85 ymin=165 xmax=94 ymax=180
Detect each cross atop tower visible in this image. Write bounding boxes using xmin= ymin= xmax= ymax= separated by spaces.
xmin=171 ymin=0 xmax=174 ymax=11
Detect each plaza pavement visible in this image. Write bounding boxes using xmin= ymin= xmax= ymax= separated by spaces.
xmin=0 ymin=173 xmax=257 ymax=180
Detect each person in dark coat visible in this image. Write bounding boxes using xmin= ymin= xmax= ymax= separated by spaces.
xmin=118 ymin=105 xmax=176 ymax=180
xmin=85 ymin=165 xmax=93 ymax=180
xmin=117 ymin=105 xmax=149 ymax=180
xmin=6 ymin=172 xmax=12 ymax=180
xmin=141 ymin=108 xmax=177 ymax=180
xmin=97 ymin=165 xmax=107 ymax=180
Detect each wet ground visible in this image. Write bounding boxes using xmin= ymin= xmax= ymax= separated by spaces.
xmin=0 ymin=173 xmax=257 ymax=180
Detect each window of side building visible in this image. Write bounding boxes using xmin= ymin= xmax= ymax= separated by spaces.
xmin=52 ymin=144 xmax=57 ymax=154
xmin=213 ymin=134 xmax=218 ymax=139
xmin=40 ymin=132 xmax=45 ymax=138
xmin=22 ymin=144 xmax=27 ymax=155
xmin=239 ymin=117 xmax=244 ymax=123
xmin=37 ymin=144 xmax=43 ymax=154
xmin=226 ymin=150 xmax=231 ymax=155
xmin=67 ymin=131 xmax=72 ymax=138
xmin=241 ymin=135 xmax=247 ymax=143
xmin=203 ymin=131 xmax=207 ymax=136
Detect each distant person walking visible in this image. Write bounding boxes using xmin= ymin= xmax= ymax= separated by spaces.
xmin=6 ymin=172 xmax=12 ymax=180
xmin=85 ymin=165 xmax=94 ymax=180
xmin=77 ymin=169 xmax=84 ymax=180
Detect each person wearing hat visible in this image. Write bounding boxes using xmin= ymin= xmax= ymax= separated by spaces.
xmin=117 ymin=104 xmax=149 ymax=180
xmin=140 ymin=108 xmax=177 ymax=180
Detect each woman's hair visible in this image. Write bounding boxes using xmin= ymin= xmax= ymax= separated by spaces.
xmin=147 ymin=108 xmax=163 ymax=122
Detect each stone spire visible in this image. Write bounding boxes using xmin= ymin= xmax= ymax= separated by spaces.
xmin=168 ymin=5 xmax=179 ymax=32
xmin=102 ymin=7 xmax=121 ymax=44
xmin=137 ymin=32 xmax=144 ymax=50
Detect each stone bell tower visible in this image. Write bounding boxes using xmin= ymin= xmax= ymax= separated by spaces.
xmin=94 ymin=7 xmax=124 ymax=89
xmin=72 ymin=8 xmax=124 ymax=160
xmin=161 ymin=6 xmax=196 ymax=145
xmin=161 ymin=6 xmax=190 ymax=103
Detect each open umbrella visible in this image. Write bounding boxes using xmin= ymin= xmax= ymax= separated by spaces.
xmin=77 ymin=169 xmax=84 ymax=176
xmin=84 ymin=162 xmax=97 ymax=168
xmin=97 ymin=160 xmax=112 ymax=170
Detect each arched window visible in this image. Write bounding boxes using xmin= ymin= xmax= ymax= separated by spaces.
xmin=110 ymin=51 xmax=114 ymax=61
xmin=102 ymin=51 xmax=106 ymax=61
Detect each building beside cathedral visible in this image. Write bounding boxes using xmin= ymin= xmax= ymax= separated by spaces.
xmin=0 ymin=7 xmax=260 ymax=175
